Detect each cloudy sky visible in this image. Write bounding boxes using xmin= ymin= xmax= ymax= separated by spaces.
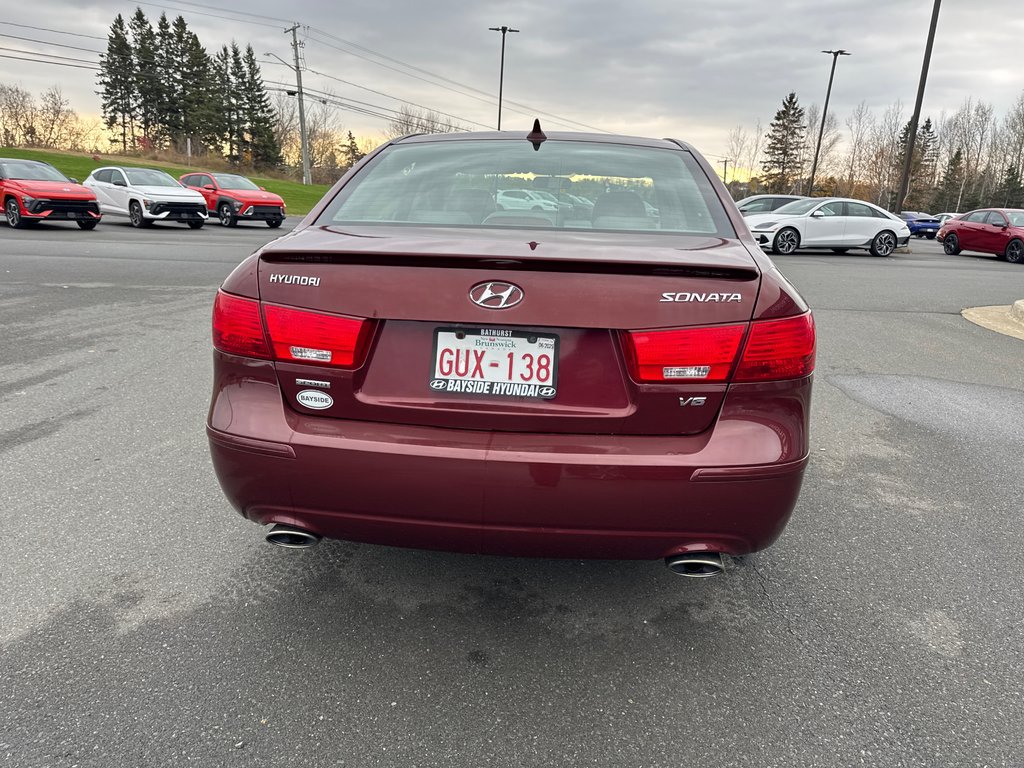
xmin=2 ymin=0 xmax=1023 ymax=162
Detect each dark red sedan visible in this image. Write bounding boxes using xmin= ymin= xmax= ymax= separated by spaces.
xmin=207 ymin=129 xmax=815 ymax=576
xmin=939 ymin=208 xmax=1024 ymax=264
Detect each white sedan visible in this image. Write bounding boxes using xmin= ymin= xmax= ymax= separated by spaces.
xmin=745 ymin=197 xmax=911 ymax=257
xmin=84 ymin=166 xmax=208 ymax=228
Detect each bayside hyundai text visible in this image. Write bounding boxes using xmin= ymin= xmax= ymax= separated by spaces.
xmin=207 ymin=128 xmax=816 ymax=576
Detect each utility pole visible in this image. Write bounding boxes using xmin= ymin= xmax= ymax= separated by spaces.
xmin=285 ymin=24 xmax=311 ymax=186
xmin=488 ymin=25 xmax=519 ymax=130
xmin=718 ymin=158 xmax=732 ymax=184
xmin=894 ymin=0 xmax=942 ymax=213
xmin=807 ymin=49 xmax=850 ymax=196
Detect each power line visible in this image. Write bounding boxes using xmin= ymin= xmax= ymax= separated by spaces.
xmin=135 ymin=0 xmax=298 ymax=26
xmin=0 ymin=53 xmax=99 ymax=70
xmin=0 ymin=21 xmax=107 ymax=41
xmin=0 ymin=33 xmax=103 ymax=55
xmin=303 ymin=66 xmax=492 ymax=130
xmin=302 ymin=27 xmax=609 ymax=134
xmin=0 ymin=46 xmax=100 ymax=66
xmin=129 ymin=1 xmax=285 ymax=29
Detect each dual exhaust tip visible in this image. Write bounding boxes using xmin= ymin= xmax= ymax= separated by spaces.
xmin=266 ymin=525 xmax=724 ymax=577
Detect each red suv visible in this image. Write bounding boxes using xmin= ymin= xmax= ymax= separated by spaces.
xmin=179 ymin=172 xmax=285 ymax=228
xmin=1 ymin=158 xmax=102 ymax=229
xmin=939 ymin=208 xmax=1024 ymax=264
xmin=207 ymin=130 xmax=815 ymax=576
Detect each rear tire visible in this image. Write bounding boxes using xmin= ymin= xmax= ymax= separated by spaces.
xmin=771 ymin=227 xmax=800 ymax=255
xmin=926 ymin=233 xmax=936 ymax=239
xmin=5 ymin=197 xmax=26 ymax=228
xmin=1005 ymin=238 xmax=1024 ymax=264
xmin=943 ymin=233 xmax=962 ymax=255
xmin=870 ymin=230 xmax=897 ymax=257
xmin=77 ymin=220 xmax=98 ymax=230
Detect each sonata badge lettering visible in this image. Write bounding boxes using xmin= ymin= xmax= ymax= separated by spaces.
xmin=660 ymin=292 xmax=742 ymax=303
xmin=469 ymin=281 xmax=524 ymax=309
xmin=269 ymin=274 xmax=320 ymax=286
xmin=296 ymin=389 xmax=333 ymax=409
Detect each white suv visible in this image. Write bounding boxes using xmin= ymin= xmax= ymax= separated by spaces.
xmin=496 ymin=189 xmax=559 ymax=213
xmin=84 ymin=167 xmax=208 ymax=228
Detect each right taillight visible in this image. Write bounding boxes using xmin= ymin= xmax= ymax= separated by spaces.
xmin=734 ymin=312 xmax=816 ymax=382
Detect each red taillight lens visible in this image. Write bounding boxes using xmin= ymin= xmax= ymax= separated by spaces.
xmin=626 ymin=324 xmax=746 ymax=382
xmin=262 ymin=304 xmax=372 ymax=368
xmin=212 ymin=291 xmax=271 ymax=359
xmin=734 ymin=313 xmax=815 ymax=382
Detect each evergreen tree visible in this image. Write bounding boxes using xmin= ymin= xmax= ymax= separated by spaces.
xmin=897 ymin=117 xmax=938 ymax=208
xmin=931 ymin=148 xmax=965 ymax=213
xmin=176 ymin=21 xmax=218 ymax=154
xmin=227 ymin=43 xmax=248 ymax=160
xmin=98 ymin=14 xmax=137 ymax=151
xmin=343 ymin=131 xmax=364 ymax=169
xmin=997 ymin=164 xmax=1024 ymax=208
xmin=155 ymin=14 xmax=182 ymax=141
xmin=212 ymin=46 xmax=234 ymax=158
xmin=129 ymin=8 xmax=162 ymax=148
xmin=761 ymin=93 xmax=806 ymax=194
xmin=242 ymin=45 xmax=281 ymax=167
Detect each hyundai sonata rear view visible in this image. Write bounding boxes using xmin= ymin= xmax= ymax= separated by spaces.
xmin=207 ymin=128 xmax=815 ymax=576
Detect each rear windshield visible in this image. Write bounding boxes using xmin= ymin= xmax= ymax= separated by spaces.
xmin=0 ymin=161 xmax=68 ymax=182
xmin=317 ymin=139 xmax=734 ymax=236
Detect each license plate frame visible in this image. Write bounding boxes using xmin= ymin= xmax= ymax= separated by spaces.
xmin=430 ymin=327 xmax=559 ymax=399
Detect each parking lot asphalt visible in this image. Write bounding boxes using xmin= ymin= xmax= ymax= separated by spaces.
xmin=2 ymin=224 xmax=1023 ymax=767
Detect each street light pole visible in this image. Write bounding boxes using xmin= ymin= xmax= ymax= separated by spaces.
xmin=806 ymin=49 xmax=850 ymax=197
xmin=488 ymin=25 xmax=519 ymax=130
xmin=894 ymin=0 xmax=942 ymax=213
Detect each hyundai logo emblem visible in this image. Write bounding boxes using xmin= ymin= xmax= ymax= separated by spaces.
xmin=469 ymin=281 xmax=524 ymax=309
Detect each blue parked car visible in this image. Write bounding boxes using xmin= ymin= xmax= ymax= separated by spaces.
xmin=900 ymin=211 xmax=942 ymax=239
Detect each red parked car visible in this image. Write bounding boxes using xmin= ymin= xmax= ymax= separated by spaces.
xmin=207 ymin=129 xmax=816 ymax=576
xmin=939 ymin=208 xmax=1024 ymax=264
xmin=179 ymin=171 xmax=285 ymax=228
xmin=1 ymin=158 xmax=102 ymax=229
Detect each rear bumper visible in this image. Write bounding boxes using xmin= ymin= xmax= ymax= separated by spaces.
xmin=207 ymin=355 xmax=811 ymax=560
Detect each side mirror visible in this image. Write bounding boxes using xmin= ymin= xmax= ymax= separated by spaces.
xmin=112 ymin=178 xmax=126 ymax=187
xmin=69 ymin=177 xmax=79 ymax=184
xmin=259 ymin=186 xmax=266 ymax=191
xmin=810 ymin=210 xmax=824 ymax=218
xmin=203 ymin=184 xmax=216 ymax=191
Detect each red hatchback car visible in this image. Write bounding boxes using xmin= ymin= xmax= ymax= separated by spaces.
xmin=179 ymin=171 xmax=285 ymax=228
xmin=207 ymin=130 xmax=815 ymax=576
xmin=939 ymin=208 xmax=1024 ymax=264
xmin=1 ymin=158 xmax=102 ymax=229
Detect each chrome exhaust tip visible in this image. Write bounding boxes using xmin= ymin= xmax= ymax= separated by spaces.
xmin=265 ymin=524 xmax=321 ymax=549
xmin=665 ymin=552 xmax=724 ymax=577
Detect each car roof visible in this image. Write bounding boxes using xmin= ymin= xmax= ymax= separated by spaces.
xmin=392 ymin=130 xmax=692 ymax=152
xmin=0 ymin=157 xmax=49 ymax=165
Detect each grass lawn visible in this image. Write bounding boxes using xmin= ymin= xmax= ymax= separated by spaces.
xmin=0 ymin=147 xmax=332 ymax=216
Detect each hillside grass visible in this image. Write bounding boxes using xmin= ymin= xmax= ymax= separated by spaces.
xmin=0 ymin=147 xmax=332 ymax=215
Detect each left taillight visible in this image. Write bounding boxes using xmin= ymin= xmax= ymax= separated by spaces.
xmin=262 ymin=303 xmax=372 ymax=369
xmin=212 ymin=291 xmax=271 ymax=359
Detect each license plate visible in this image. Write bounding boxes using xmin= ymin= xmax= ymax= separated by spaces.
xmin=431 ymin=327 xmax=558 ymax=399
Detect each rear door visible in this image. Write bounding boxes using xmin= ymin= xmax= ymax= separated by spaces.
xmin=956 ymin=210 xmax=989 ymax=250
xmin=255 ymin=235 xmax=762 ymax=437
xmin=980 ymin=211 xmax=1011 ymax=254
xmin=843 ymin=201 xmax=882 ymax=246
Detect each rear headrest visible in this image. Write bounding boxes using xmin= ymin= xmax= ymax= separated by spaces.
xmin=592 ymin=189 xmax=647 ymax=219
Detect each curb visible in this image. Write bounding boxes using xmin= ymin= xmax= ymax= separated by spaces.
xmin=961 ymin=300 xmax=1024 ymax=341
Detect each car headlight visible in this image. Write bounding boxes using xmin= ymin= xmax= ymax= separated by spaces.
xmin=142 ymin=198 xmax=152 ymax=208
xmin=231 ymin=200 xmax=242 ymax=210
xmin=753 ymin=221 xmax=778 ymax=230
xmin=22 ymin=195 xmax=36 ymax=207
